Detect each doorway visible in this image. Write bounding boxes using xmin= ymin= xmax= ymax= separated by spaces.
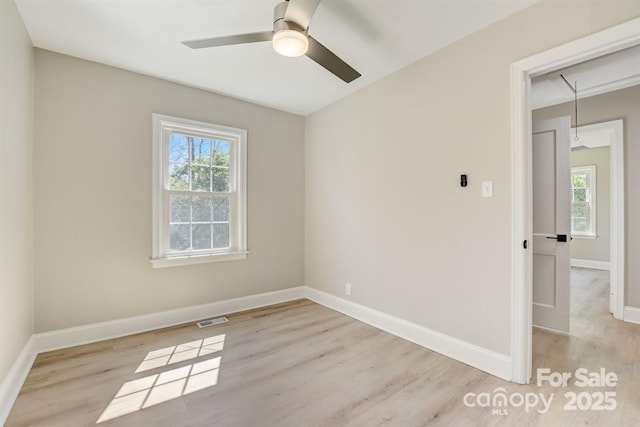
xmin=510 ymin=17 xmax=639 ymax=384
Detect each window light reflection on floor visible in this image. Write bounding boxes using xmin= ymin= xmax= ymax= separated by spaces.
xmin=97 ymin=357 xmax=221 ymax=423
xmin=96 ymin=334 xmax=226 ymax=424
xmin=135 ymin=334 xmax=225 ymax=373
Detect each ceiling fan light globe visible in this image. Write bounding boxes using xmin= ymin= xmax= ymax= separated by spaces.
xmin=272 ymin=29 xmax=308 ymax=57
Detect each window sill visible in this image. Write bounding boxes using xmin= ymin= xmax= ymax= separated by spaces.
xmin=150 ymin=251 xmax=248 ymax=268
xmin=571 ymin=234 xmax=597 ymax=240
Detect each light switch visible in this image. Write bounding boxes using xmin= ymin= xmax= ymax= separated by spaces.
xmin=482 ymin=181 xmax=494 ymax=198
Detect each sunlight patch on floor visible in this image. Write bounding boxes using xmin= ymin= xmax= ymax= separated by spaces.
xmin=96 ymin=334 xmax=225 ymax=424
xmin=97 ymin=357 xmax=221 ymax=423
xmin=135 ymin=334 xmax=225 ymax=373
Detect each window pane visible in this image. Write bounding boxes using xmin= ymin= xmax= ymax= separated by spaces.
xmin=169 ymin=134 xmax=189 ymax=165
xmin=169 ymin=165 xmax=190 ymax=190
xmin=192 ymin=224 xmax=212 ymax=250
xmin=169 ymin=135 xmax=190 ymax=190
xmin=572 ymin=218 xmax=587 ymax=233
xmin=212 ymin=223 xmax=229 ymax=248
xmin=191 ymin=166 xmax=211 ymax=191
xmin=212 ymin=167 xmax=229 ymax=192
xmin=573 ymin=188 xmax=587 ymax=202
xmin=571 ymin=203 xmax=587 ymax=219
xmin=212 ymin=141 xmax=230 ymax=167
xmin=212 ymin=140 xmax=230 ymax=192
xmin=572 ymin=174 xmax=587 ymax=189
xmin=169 ymin=195 xmax=190 ymax=223
xmin=191 ymin=138 xmax=212 ymax=166
xmin=192 ymin=196 xmax=212 ymax=222
xmin=170 ymin=224 xmax=190 ymax=251
xmin=212 ymin=197 xmax=229 ymax=221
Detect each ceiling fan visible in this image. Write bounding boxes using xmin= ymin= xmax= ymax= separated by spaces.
xmin=181 ymin=0 xmax=361 ymax=83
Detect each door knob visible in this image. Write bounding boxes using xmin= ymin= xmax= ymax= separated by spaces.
xmin=546 ymin=234 xmax=568 ymax=242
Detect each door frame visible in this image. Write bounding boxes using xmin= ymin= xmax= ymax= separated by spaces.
xmin=510 ymin=17 xmax=639 ymax=384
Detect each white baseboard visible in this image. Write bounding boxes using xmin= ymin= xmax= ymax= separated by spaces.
xmin=3 ymin=284 xmax=516 ymax=423
xmin=623 ymin=306 xmax=640 ymax=325
xmin=304 ymin=287 xmax=512 ymax=381
xmin=33 ymin=286 xmax=306 ymax=353
xmin=0 ymin=336 xmax=36 ymax=426
xmin=571 ymin=259 xmax=610 ymax=270
xmin=533 ymin=324 xmax=570 ymax=336
xmin=1 ymin=286 xmax=305 ymax=423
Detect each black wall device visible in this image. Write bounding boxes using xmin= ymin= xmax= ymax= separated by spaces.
xmin=460 ymin=174 xmax=468 ymax=187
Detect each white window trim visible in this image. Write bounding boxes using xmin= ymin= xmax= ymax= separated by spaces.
xmin=570 ymin=164 xmax=596 ymax=238
xmin=151 ymin=114 xmax=247 ymax=268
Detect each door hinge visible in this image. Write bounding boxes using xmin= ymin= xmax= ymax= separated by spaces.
xmin=523 ymin=240 xmax=528 ymax=249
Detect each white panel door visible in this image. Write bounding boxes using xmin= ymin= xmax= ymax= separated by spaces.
xmin=532 ymin=117 xmax=571 ymax=334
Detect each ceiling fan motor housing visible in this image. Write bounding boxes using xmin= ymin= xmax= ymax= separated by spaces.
xmin=273 ymin=1 xmax=307 ymax=35
xmin=272 ymin=1 xmax=309 ymax=57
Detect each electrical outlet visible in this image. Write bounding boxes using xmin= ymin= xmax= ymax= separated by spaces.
xmin=345 ymin=283 xmax=352 ymax=296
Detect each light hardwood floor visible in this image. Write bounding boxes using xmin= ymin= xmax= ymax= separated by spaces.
xmin=7 ymin=269 xmax=640 ymax=426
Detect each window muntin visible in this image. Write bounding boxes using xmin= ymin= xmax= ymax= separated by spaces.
xmin=152 ymin=115 xmax=246 ymax=267
xmin=570 ymin=165 xmax=596 ymax=237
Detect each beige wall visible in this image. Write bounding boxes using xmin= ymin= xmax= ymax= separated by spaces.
xmin=0 ymin=0 xmax=34 ymax=382
xmin=306 ymin=0 xmax=640 ymax=356
xmin=534 ymin=85 xmax=640 ymax=306
xmin=569 ymin=147 xmax=610 ymax=263
xmin=34 ymin=50 xmax=305 ymax=332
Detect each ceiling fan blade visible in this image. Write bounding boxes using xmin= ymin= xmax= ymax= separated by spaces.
xmin=306 ymin=36 xmax=361 ymax=83
xmin=284 ymin=0 xmax=321 ymax=30
xmin=182 ymin=31 xmax=273 ymax=49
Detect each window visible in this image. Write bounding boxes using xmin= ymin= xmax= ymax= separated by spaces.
xmin=152 ymin=114 xmax=247 ymax=267
xmin=570 ymin=165 xmax=596 ymax=237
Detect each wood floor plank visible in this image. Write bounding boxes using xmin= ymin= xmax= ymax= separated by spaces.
xmin=6 ymin=270 xmax=640 ymax=426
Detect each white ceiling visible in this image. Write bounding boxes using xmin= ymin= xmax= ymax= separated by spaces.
xmin=532 ymin=44 xmax=640 ymax=110
xmin=15 ymin=0 xmax=539 ymax=116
